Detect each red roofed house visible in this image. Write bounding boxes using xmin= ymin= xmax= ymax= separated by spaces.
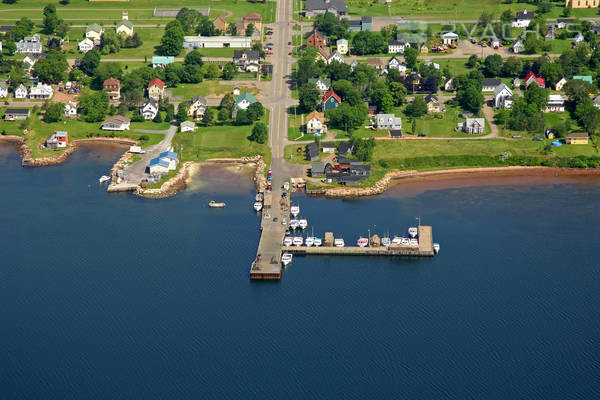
xmin=321 ymin=89 xmax=341 ymax=111
xmin=103 ymin=78 xmax=121 ymax=100
xmin=148 ymin=78 xmax=165 ymax=101
xmin=524 ymin=71 xmax=545 ymax=88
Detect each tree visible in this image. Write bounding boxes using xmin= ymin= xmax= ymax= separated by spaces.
xmin=404 ymin=96 xmax=427 ymax=117
xmin=176 ymin=102 xmax=189 ymax=122
xmin=457 ymin=84 xmax=484 ymax=113
xmin=252 ymin=42 xmax=266 ymax=59
xmin=564 ymin=79 xmax=595 ymax=103
xmin=44 ymin=102 xmax=64 ymax=122
xmin=202 ymin=108 xmax=214 ymax=126
xmin=502 ymin=57 xmax=523 ymax=77
xmin=524 ymin=84 xmax=549 ymax=112
xmin=249 ymin=122 xmax=268 ymax=144
xmin=389 ymin=82 xmax=407 ymax=106
xmin=79 ymin=89 xmax=109 ymax=122
xmin=176 ymin=8 xmax=201 ymax=34
xmin=484 ymin=54 xmax=503 ymax=77
xmin=370 ymin=87 xmax=394 ymax=113
xmin=3 ymin=41 xmax=16 ymax=56
xmin=33 ymin=50 xmax=68 ymax=83
xmin=478 ymin=11 xmax=495 ymax=27
xmin=100 ymin=30 xmax=121 ymax=54
xmin=500 ymin=10 xmax=513 ymax=24
xmin=235 ymin=109 xmax=250 ymax=125
xmin=314 ymin=12 xmax=340 ymax=37
xmin=3 ymin=0 xmax=18 ymax=4
xmin=159 ymin=20 xmax=184 ymax=56
xmin=466 ymin=54 xmax=478 ymax=68
xmin=43 ymin=4 xmax=60 ymax=34
xmin=205 ymin=63 xmax=221 ymax=79
xmin=351 ymin=31 xmax=386 ymax=55
xmin=123 ymin=32 xmax=143 ymax=48
xmin=153 ymin=110 xmax=163 ymax=123
xmin=165 ymin=104 xmax=175 ymax=122
xmin=8 ymin=66 xmax=27 ymax=90
xmin=352 ymin=137 xmax=376 ymax=162
xmin=198 ymin=17 xmax=217 ymax=36
xmin=219 ymin=94 xmax=236 ymax=113
xmin=184 ymin=50 xmax=204 ymax=67
xmin=538 ymin=62 xmax=563 ymax=87
xmin=332 ymin=80 xmax=362 ymax=106
xmin=222 ymin=62 xmax=237 ymax=80
xmin=326 ymin=103 xmax=367 ymax=131
xmin=298 ymin=83 xmax=320 ymax=113
xmin=80 ymin=50 xmax=101 ymax=76
xmin=247 ymin=102 xmax=264 ymax=122
xmin=404 ymin=47 xmax=418 ymax=69
xmin=326 ymin=61 xmax=351 ymax=82
xmin=245 ymin=23 xmax=254 ymax=37
xmin=218 ymin=107 xmax=231 ymax=122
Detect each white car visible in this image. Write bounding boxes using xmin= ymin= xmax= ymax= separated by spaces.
xmin=281 ymin=218 xmax=287 ymax=225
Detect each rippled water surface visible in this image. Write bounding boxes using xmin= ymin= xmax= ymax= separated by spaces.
xmin=1 ymin=145 xmax=599 ymax=399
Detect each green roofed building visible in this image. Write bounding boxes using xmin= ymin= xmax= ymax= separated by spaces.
xmin=573 ymin=75 xmax=593 ymax=84
xmin=236 ymin=92 xmax=257 ymax=110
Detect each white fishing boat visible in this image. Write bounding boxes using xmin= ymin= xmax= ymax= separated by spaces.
xmin=305 ymin=236 xmax=315 ymax=247
xmin=99 ymin=175 xmax=111 ymax=184
xmin=298 ymin=219 xmax=308 ymax=230
xmin=293 ymin=236 xmax=304 ymax=246
xmin=408 ymin=227 xmax=418 ymax=238
xmin=401 ymin=238 xmax=410 ymax=245
xmin=283 ymin=236 xmax=293 ymax=247
xmin=255 ymin=193 xmax=264 ymax=202
xmin=433 ymin=243 xmax=440 ymax=253
xmin=313 ymin=237 xmax=322 ymax=247
xmin=409 ymin=238 xmax=418 ymax=246
xmin=281 ymin=253 xmax=293 ymax=266
xmin=208 ymin=200 xmax=226 ymax=208
xmin=253 ymin=202 xmax=263 ymax=211
xmin=290 ymin=205 xmax=300 ymax=217
xmin=334 ymin=238 xmax=345 ymax=247
xmin=357 ymin=237 xmax=369 ymax=247
xmin=381 ymin=237 xmax=391 ymax=247
xmin=392 ymin=236 xmax=402 ymax=245
xmin=289 ymin=219 xmax=299 ymax=230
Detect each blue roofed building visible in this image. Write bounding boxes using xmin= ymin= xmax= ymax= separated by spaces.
xmin=158 ymin=151 xmax=179 ymax=170
xmin=148 ymin=158 xmax=170 ymax=175
xmin=152 ymin=56 xmax=175 ymax=68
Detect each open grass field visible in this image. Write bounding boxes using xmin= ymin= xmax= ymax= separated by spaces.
xmin=172 ymin=111 xmax=271 ymax=164
xmin=168 ymin=81 xmax=260 ymax=99
xmin=0 ymin=0 xmax=277 ymax=24
xmin=0 ymin=110 xmax=165 ymax=158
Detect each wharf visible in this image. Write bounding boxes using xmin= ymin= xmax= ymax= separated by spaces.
xmin=284 ymin=226 xmax=435 ymax=257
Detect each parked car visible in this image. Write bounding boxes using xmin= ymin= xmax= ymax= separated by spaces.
xmin=512 ymin=134 xmax=522 ymax=138
xmin=418 ymin=132 xmax=427 ymax=137
xmin=288 ymin=52 xmax=292 ymax=55
xmin=533 ymin=136 xmax=543 ymax=141
xmin=288 ymin=41 xmax=292 ymax=45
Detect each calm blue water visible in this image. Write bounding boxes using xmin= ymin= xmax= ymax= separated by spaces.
xmin=1 ymin=144 xmax=600 ymax=399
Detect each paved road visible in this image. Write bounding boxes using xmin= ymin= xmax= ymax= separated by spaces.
xmin=121 ymin=123 xmax=177 ymax=185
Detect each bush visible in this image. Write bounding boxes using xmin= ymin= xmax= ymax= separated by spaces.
xmin=378 ymin=159 xmax=389 ymax=168
xmin=138 ymin=135 xmax=149 ymax=141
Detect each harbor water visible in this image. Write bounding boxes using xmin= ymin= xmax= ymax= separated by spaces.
xmin=1 ymin=144 xmax=599 ymax=399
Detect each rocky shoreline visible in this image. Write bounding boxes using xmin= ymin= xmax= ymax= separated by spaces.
xmin=0 ymin=135 xmax=136 ymax=167
xmin=134 ymin=156 xmax=267 ymax=198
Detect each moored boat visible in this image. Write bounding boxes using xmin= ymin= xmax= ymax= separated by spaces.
xmin=283 ymin=236 xmax=293 ymax=247
xmin=408 ymin=227 xmax=418 ymax=238
xmin=334 ymin=238 xmax=345 ymax=247
xmin=305 ymin=236 xmax=315 ymax=247
xmin=381 ymin=237 xmax=391 ymax=247
xmin=281 ymin=253 xmax=293 ymax=266
xmin=357 ymin=237 xmax=369 ymax=247
xmin=290 ymin=205 xmax=300 ymax=217
xmin=298 ymin=219 xmax=308 ymax=230
xmin=253 ymin=202 xmax=263 ymax=211
xmin=255 ymin=193 xmax=264 ymax=202
xmin=293 ymin=236 xmax=304 ymax=246
xmin=392 ymin=236 xmax=402 ymax=245
xmin=313 ymin=237 xmax=322 ymax=247
xmin=401 ymin=238 xmax=410 ymax=245
xmin=433 ymin=243 xmax=440 ymax=253
xmin=99 ymin=175 xmax=111 ymax=184
xmin=409 ymin=238 xmax=418 ymax=246
xmin=208 ymin=200 xmax=226 ymax=208
xmin=289 ymin=219 xmax=299 ymax=230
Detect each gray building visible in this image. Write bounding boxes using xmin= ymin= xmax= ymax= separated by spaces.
xmin=15 ymin=34 xmax=42 ymax=54
xmin=305 ymin=0 xmax=348 ymax=17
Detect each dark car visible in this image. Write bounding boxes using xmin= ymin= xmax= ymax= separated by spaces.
xmin=288 ymin=41 xmax=292 ymax=45
xmin=533 ymin=136 xmax=543 ymax=141
xmin=282 ymin=192 xmax=288 ymax=198
xmin=418 ymin=133 xmax=427 ymax=137
xmin=273 ymin=217 xmax=278 ymax=222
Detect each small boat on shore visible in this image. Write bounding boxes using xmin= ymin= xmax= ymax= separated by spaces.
xmin=281 ymin=253 xmax=293 ymax=266
xmin=209 ymin=200 xmax=226 ymax=208
xmin=334 ymin=238 xmax=345 ymax=247
xmin=283 ymin=236 xmax=293 ymax=247
xmin=433 ymin=243 xmax=440 ymax=253
xmin=293 ymin=236 xmax=303 ymax=246
xmin=253 ymin=202 xmax=263 ymax=212
xmin=408 ymin=227 xmax=418 ymax=238
xmin=290 ymin=205 xmax=300 ymax=217
xmin=298 ymin=219 xmax=308 ymax=230
xmin=357 ymin=237 xmax=369 ymax=247
xmin=99 ymin=175 xmax=111 ymax=184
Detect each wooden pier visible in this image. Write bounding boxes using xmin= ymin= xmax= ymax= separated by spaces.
xmin=283 ymin=226 xmax=435 ymax=258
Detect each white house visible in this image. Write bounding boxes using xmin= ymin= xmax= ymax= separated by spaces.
xmin=328 ymin=51 xmax=344 ymax=64
xmin=140 ymin=98 xmax=159 ymax=120
xmin=102 ymin=115 xmax=131 ymax=131
xmin=574 ymin=32 xmax=585 ymax=45
xmin=545 ymin=94 xmax=565 ymax=112
xmin=78 ymin=38 xmax=94 ymax=52
xmin=388 ymin=56 xmax=407 ymax=73
xmin=0 ymin=82 xmax=8 ymax=98
xmin=444 ymin=78 xmax=455 ymax=92
xmin=512 ymin=10 xmax=534 ymax=28
xmin=183 ymin=35 xmax=252 ymax=49
xmin=158 ymin=151 xmax=178 ymax=170
xmin=388 ymin=39 xmax=409 ymax=54
xmin=336 ymin=39 xmax=348 ymax=55
xmin=116 ymin=20 xmax=134 ymax=37
xmin=459 ymin=118 xmax=485 ymax=134
xmin=305 ymin=110 xmax=327 ymax=135
xmin=0 ymin=41 xmax=2 ymax=53
xmin=494 ymin=83 xmax=513 ymax=109
xmin=512 ymin=40 xmax=525 ymax=54
xmin=64 ymin=101 xmax=78 ymax=118
xmin=187 ymin=95 xmax=208 ymax=119
xmin=236 ymin=92 xmax=256 ymax=110
xmin=375 ymin=113 xmax=402 ymax=130
xmin=29 ymin=83 xmax=53 ymax=100
xmin=425 ymin=61 xmax=440 ymax=70
xmin=85 ymin=24 xmax=104 ymax=43
xmin=308 ymin=77 xmax=330 ymax=92
xmin=180 ymin=121 xmax=197 ymax=132
xmin=148 ymin=158 xmax=170 ymax=175
xmin=22 ymin=55 xmax=37 ymax=73
xmin=15 ymin=84 xmax=28 ymax=99
xmin=490 ymin=37 xmax=500 ymax=49
xmin=555 ymin=77 xmax=567 ymax=91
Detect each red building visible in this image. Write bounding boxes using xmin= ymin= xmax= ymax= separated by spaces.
xmin=306 ymin=30 xmax=326 ymax=49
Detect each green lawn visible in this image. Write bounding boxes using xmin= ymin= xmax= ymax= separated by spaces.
xmin=172 ymin=112 xmax=271 ymax=164
xmin=169 ymin=81 xmax=260 ymax=99
xmin=0 ymin=110 xmax=164 ymax=158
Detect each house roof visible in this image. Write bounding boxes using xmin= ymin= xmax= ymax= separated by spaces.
xmin=525 ymin=71 xmax=545 ymax=86
xmin=306 ymin=141 xmax=319 ymax=157
xmin=547 ymin=94 xmax=565 ymax=104
xmin=389 ymin=129 xmax=403 ymax=137
xmin=308 ymin=77 xmax=331 ymax=87
xmin=159 ymin=151 xmax=178 ymax=160
xmin=306 ymin=110 xmax=324 ymax=122
xmin=307 ymin=29 xmax=324 ymax=41
xmin=441 ymin=32 xmax=459 ymax=39
xmin=337 ymin=155 xmax=362 ymax=165
xmin=515 ymin=10 xmax=534 ymax=20
xmin=244 ymin=12 xmax=262 ymax=22
xmin=86 ymin=23 xmax=103 ymax=33
xmin=152 ymin=56 xmax=174 ymax=64
xmin=482 ymin=78 xmax=502 ymax=87
xmin=148 ymin=78 xmax=165 ymax=88
xmin=566 ymin=132 xmax=588 ymax=138
xmin=573 ymin=75 xmax=593 ymax=83
xmin=117 ymin=20 xmax=133 ymax=30
xmin=305 ymin=0 xmax=348 ymax=12
xmin=466 ymin=117 xmax=485 ymax=126
xmin=103 ymin=78 xmax=120 ymax=87
xmin=149 ymin=158 xmax=170 ymax=167
xmin=53 ymin=131 xmax=68 ymax=137
xmin=143 ymin=98 xmax=158 ymax=108
xmin=236 ymin=92 xmax=256 ymax=104
xmin=425 ymin=94 xmax=439 ymax=103
xmin=233 ymin=49 xmax=259 ymax=59
xmin=322 ymin=142 xmax=336 ymax=149
xmin=322 ymin=89 xmax=341 ymax=104
xmin=190 ymin=95 xmax=208 ymax=105
xmin=103 ymin=115 xmax=130 ymax=125
xmin=181 ymin=120 xmax=196 ymax=128
xmin=494 ymin=83 xmax=512 ymax=96
xmin=337 ymin=142 xmax=352 ymax=154
xmin=4 ymin=108 xmax=30 ymax=115
xmin=311 ymin=161 xmax=325 ymax=173
xmin=214 ymin=14 xmax=228 ymax=26
xmin=593 ymin=95 xmax=600 ymax=105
